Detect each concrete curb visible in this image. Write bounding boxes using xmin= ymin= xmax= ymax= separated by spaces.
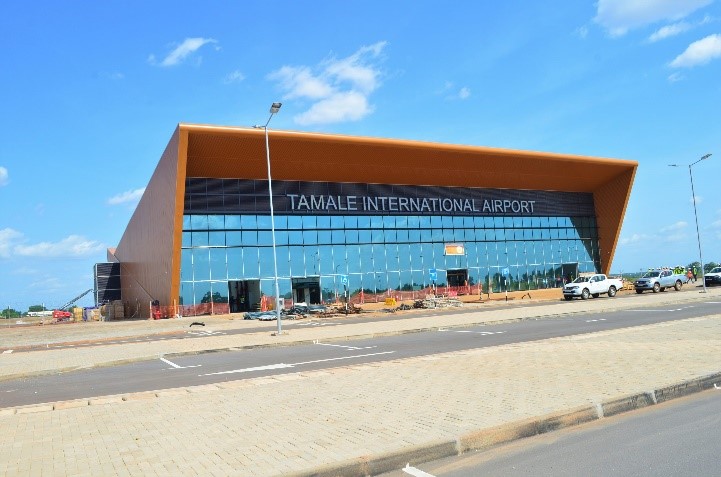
xmin=281 ymin=371 xmax=721 ymax=477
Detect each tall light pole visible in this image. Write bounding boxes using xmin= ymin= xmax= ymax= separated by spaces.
xmin=669 ymin=153 xmax=712 ymax=293
xmin=255 ymin=102 xmax=284 ymax=334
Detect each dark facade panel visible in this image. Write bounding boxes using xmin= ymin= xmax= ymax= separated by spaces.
xmin=94 ymin=262 xmax=121 ymax=305
xmin=185 ymin=179 xmax=595 ymax=218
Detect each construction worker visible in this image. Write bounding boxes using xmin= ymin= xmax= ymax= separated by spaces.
xmin=692 ymin=266 xmax=698 ymax=282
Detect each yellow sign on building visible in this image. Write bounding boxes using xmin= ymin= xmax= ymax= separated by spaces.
xmin=444 ymin=243 xmax=465 ymax=256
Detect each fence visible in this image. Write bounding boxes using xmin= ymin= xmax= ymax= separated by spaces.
xmin=149 ymin=284 xmax=484 ymax=319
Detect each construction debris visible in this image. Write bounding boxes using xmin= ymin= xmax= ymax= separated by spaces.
xmin=417 ymin=296 xmax=464 ymax=309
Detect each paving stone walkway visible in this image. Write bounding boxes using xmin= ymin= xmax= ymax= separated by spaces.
xmin=0 ymin=287 xmax=719 ymax=476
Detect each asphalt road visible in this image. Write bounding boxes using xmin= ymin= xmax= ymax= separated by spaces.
xmin=1 ymin=299 xmax=718 ymax=408
xmin=380 ymin=388 xmax=721 ymax=477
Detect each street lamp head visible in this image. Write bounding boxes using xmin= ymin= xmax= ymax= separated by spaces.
xmin=270 ymin=102 xmax=282 ymax=114
xmin=701 ymin=153 xmax=712 ymax=160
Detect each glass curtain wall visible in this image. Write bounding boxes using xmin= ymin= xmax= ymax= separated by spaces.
xmin=179 ymin=213 xmax=600 ymax=306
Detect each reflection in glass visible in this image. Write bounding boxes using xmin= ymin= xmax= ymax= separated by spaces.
xmin=181 ymin=211 xmax=600 ymax=305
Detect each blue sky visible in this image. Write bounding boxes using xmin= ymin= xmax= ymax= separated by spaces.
xmin=1 ymin=1 xmax=720 ymax=312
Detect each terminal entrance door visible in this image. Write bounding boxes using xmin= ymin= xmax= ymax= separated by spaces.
xmin=561 ymin=263 xmax=579 ymax=285
xmin=446 ymin=269 xmax=468 ymax=287
xmin=228 ymin=280 xmax=261 ymax=312
xmin=291 ymin=277 xmax=321 ymax=304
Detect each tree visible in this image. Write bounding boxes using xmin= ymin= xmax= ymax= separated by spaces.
xmin=704 ymin=262 xmax=718 ymax=273
xmin=2 ymin=308 xmax=21 ymax=319
xmin=28 ymin=304 xmax=46 ymax=313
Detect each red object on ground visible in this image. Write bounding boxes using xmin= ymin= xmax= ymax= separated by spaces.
xmin=52 ymin=310 xmax=72 ymax=319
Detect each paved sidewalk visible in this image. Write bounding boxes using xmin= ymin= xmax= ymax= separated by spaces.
xmin=0 ymin=288 xmax=720 ymax=476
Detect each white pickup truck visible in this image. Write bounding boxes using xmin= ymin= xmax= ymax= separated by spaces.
xmin=562 ymin=274 xmax=623 ymax=300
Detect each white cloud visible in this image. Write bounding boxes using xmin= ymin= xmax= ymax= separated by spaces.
xmin=667 ymin=71 xmax=684 ymax=82
xmin=14 ymin=235 xmax=105 ymax=258
xmin=661 ymin=221 xmax=687 ymax=232
xmin=269 ymin=66 xmax=335 ymax=99
xmin=323 ymin=42 xmax=385 ymax=94
xmin=223 ymin=70 xmax=245 ymax=84
xmin=268 ymin=41 xmax=387 ymax=125
xmin=0 ymin=166 xmax=7 ymax=186
xmin=436 ymin=81 xmax=471 ymax=100
xmin=670 ymin=34 xmax=721 ymax=67
xmin=666 ymin=232 xmax=687 ymax=242
xmin=619 ymin=233 xmax=650 ymax=245
xmin=594 ymin=0 xmax=711 ymax=37
xmin=107 ymin=188 xmax=145 ymax=205
xmin=648 ymin=21 xmax=691 ymax=42
xmin=0 ymin=228 xmax=23 ymax=258
xmin=149 ymin=37 xmax=218 ymax=67
xmin=576 ymin=25 xmax=589 ymax=39
xmin=691 ymin=195 xmax=703 ymax=205
xmin=295 ymin=91 xmax=373 ymax=125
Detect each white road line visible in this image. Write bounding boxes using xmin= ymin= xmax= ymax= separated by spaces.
xmin=159 ymin=356 xmax=202 ymax=370
xmin=296 ymin=322 xmax=339 ymax=326
xmin=187 ymin=330 xmax=224 ymax=336
xmin=201 ymin=363 xmax=293 ymax=376
xmin=314 ymin=342 xmax=376 ymax=350
xmin=402 ymin=464 xmax=436 ymax=477
xmin=438 ymin=328 xmax=506 ymax=335
xmin=200 ymin=351 xmax=396 ymax=377
xmin=2 ymin=350 xmax=13 ymax=354
xmin=586 ymin=318 xmax=607 ymax=322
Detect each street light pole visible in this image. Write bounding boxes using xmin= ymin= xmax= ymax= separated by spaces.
xmin=669 ymin=153 xmax=712 ymax=293
xmin=255 ymin=102 xmax=283 ymax=334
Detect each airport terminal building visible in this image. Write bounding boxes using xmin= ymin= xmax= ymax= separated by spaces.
xmin=109 ymin=124 xmax=636 ymax=317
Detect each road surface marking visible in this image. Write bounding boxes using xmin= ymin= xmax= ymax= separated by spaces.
xmin=628 ymin=308 xmax=691 ymax=312
xmin=2 ymin=350 xmax=13 ymax=354
xmin=296 ymin=321 xmax=339 ymax=326
xmin=313 ymin=342 xmax=376 ymax=350
xmin=159 ymin=356 xmax=202 ymax=369
xmin=438 ymin=328 xmax=505 ymax=335
xmin=586 ymin=318 xmax=607 ymax=322
xmin=200 ymin=351 xmax=396 ymax=377
xmin=403 ymin=464 xmax=436 ymax=477
xmin=187 ymin=330 xmax=225 ymax=336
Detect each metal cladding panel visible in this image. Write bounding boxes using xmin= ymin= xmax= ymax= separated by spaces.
xmin=114 ymin=127 xmax=185 ymax=316
xmin=594 ymin=167 xmax=637 ymax=274
xmin=183 ymin=125 xmax=635 ymax=193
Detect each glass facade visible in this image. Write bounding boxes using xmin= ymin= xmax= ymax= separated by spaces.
xmin=180 ymin=179 xmax=601 ymax=307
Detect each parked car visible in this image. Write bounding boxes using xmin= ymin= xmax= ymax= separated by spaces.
xmin=704 ymin=266 xmax=721 ymax=286
xmin=563 ymin=274 xmax=623 ymax=300
xmin=634 ymin=269 xmax=684 ymax=293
